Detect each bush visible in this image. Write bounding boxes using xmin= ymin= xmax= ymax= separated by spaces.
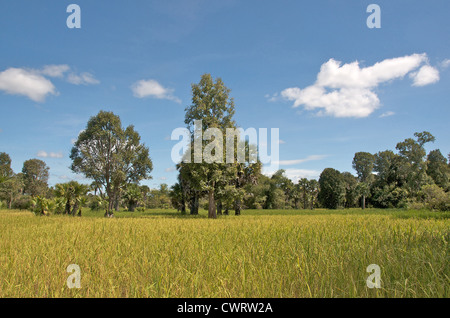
xmin=417 ymin=184 xmax=450 ymax=211
xmin=12 ymin=195 xmax=32 ymax=210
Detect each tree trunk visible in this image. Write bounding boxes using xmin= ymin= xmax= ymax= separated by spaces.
xmin=362 ymin=195 xmax=366 ymax=210
xmin=217 ymin=201 xmax=222 ymax=215
xmin=208 ymin=189 xmax=216 ymax=219
xmin=234 ymin=199 xmax=241 ymax=216
xmin=65 ymin=199 xmax=71 ymax=215
xmin=71 ymin=201 xmax=79 ymax=216
xmin=190 ymin=194 xmax=199 ymax=215
xmin=180 ymin=194 xmax=186 ymax=214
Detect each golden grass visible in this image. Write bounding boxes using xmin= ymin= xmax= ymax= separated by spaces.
xmin=0 ymin=209 xmax=448 ymax=297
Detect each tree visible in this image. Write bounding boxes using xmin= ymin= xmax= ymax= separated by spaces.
xmin=352 ymin=152 xmax=375 ymax=209
xmin=0 ymin=152 xmax=14 ymax=183
xmin=0 ymin=174 xmax=23 ymax=209
xmin=183 ymin=74 xmax=236 ymax=219
xmin=427 ymin=149 xmax=449 ymax=191
xmin=54 ymin=181 xmax=89 ymax=216
xmin=123 ymin=183 xmax=142 ymax=212
xmin=298 ymin=178 xmax=309 ymax=209
xmin=342 ymin=172 xmax=359 ymax=208
xmin=306 ymin=179 xmax=319 ymax=209
xmin=396 ymin=132 xmax=435 ymax=195
xmin=318 ymin=168 xmax=345 ymax=209
xmin=22 ymin=159 xmax=49 ymax=197
xmin=70 ymin=111 xmax=153 ymax=217
xmin=69 ymin=182 xmax=89 ymax=216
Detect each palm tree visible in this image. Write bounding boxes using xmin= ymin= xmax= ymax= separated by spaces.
xmin=55 ymin=181 xmax=89 ymax=216
xmin=54 ymin=182 xmax=73 ymax=214
xmin=123 ymin=184 xmax=142 ymax=212
xmin=70 ymin=182 xmax=89 ymax=216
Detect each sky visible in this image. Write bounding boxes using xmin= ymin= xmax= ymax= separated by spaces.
xmin=0 ymin=0 xmax=449 ymax=189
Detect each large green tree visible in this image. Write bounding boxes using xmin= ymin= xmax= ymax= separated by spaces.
xmin=70 ymin=111 xmax=153 ymax=217
xmin=318 ymin=168 xmax=345 ymax=209
xmin=22 ymin=159 xmax=49 ymax=197
xmin=182 ymin=74 xmax=236 ymax=219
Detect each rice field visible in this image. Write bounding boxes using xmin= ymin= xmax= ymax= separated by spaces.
xmin=0 ymin=208 xmax=448 ymax=298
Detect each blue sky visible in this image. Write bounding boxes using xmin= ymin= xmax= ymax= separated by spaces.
xmin=0 ymin=0 xmax=449 ymax=189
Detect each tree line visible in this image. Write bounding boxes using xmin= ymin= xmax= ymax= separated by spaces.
xmin=1 ymin=74 xmax=449 ymax=216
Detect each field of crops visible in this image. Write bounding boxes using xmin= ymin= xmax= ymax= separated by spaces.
xmin=0 ymin=208 xmax=448 ymax=298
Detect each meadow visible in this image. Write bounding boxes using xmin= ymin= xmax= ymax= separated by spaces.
xmin=0 ymin=208 xmax=448 ymax=298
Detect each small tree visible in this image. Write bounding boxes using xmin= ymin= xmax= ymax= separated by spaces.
xmin=352 ymin=152 xmax=375 ymax=209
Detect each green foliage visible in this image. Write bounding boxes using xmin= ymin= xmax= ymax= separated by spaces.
xmin=22 ymin=159 xmax=49 ymax=197
xmin=70 ymin=111 xmax=153 ymax=216
xmin=426 ymin=149 xmax=449 ymax=191
xmin=416 ymin=184 xmax=450 ymax=211
xmin=318 ymin=168 xmax=345 ymax=209
xmin=123 ymin=183 xmax=142 ymax=212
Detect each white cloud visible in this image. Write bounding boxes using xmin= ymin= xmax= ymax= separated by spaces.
xmin=441 ymin=59 xmax=450 ymax=69
xmin=159 ymin=177 xmax=167 ymax=181
xmin=263 ymin=167 xmax=321 ymax=182
xmin=379 ymin=111 xmax=395 ymax=118
xmin=283 ymin=169 xmax=321 ymax=182
xmin=165 ymin=167 xmax=176 ymax=172
xmin=37 ymin=151 xmax=64 ymax=159
xmin=275 ymin=154 xmax=327 ymax=166
xmin=40 ymin=65 xmax=70 ymax=78
xmin=281 ymin=54 xmax=439 ymax=118
xmin=132 ymin=79 xmax=181 ymax=103
xmin=67 ymin=72 xmax=100 ymax=85
xmin=278 ymin=139 xmax=286 ymax=144
xmin=0 ymin=68 xmax=57 ymax=102
xmin=410 ymin=65 xmax=440 ymax=86
xmin=265 ymin=92 xmax=279 ymax=102
xmin=0 ymin=65 xmax=101 ymax=102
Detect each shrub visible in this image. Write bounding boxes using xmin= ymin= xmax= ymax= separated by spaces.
xmin=12 ymin=195 xmax=32 ymax=210
xmin=418 ymin=184 xmax=450 ymax=211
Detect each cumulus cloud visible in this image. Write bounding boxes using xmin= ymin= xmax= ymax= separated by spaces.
xmin=37 ymin=151 xmax=64 ymax=158
xmin=0 ymin=65 xmax=100 ymax=102
xmin=67 ymin=72 xmax=100 ymax=85
xmin=0 ymin=68 xmax=57 ymax=102
xmin=132 ymin=79 xmax=181 ymax=103
xmin=280 ymin=53 xmax=439 ymax=118
xmin=410 ymin=65 xmax=440 ymax=86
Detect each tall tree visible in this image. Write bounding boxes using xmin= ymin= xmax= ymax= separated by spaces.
xmin=183 ymin=74 xmax=236 ymax=219
xmin=22 ymin=159 xmax=49 ymax=197
xmin=70 ymin=111 xmax=153 ymax=217
xmin=396 ymin=131 xmax=435 ymax=195
xmin=352 ymin=152 xmax=375 ymax=209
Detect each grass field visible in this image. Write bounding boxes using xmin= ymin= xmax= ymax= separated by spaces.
xmin=0 ymin=208 xmax=448 ymax=298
